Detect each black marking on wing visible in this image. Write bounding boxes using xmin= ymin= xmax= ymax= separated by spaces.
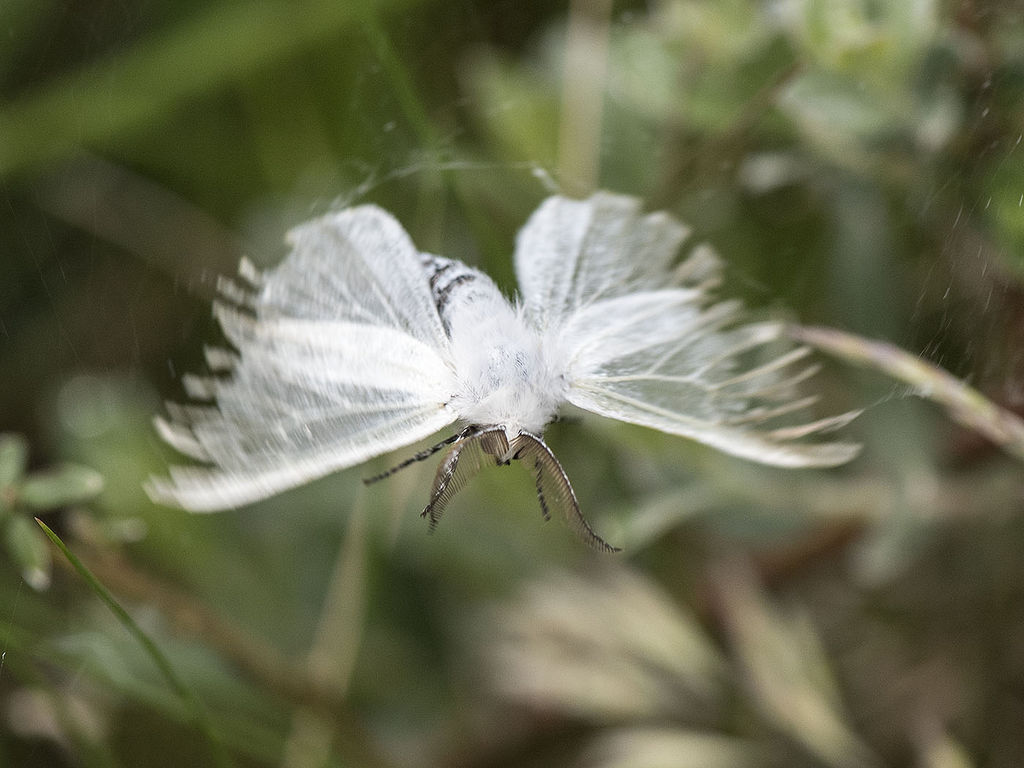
xmin=420 ymin=254 xmax=480 ymax=333
xmin=427 ymin=259 xmax=454 ymax=290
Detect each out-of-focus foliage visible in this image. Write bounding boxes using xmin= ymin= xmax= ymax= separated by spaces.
xmin=0 ymin=432 xmax=103 ymax=590
xmin=1 ymin=1 xmax=1023 ymax=767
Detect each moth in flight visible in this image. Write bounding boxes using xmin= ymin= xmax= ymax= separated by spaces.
xmin=147 ymin=192 xmax=859 ymax=551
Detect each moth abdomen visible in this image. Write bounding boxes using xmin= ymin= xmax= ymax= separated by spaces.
xmin=420 ymin=253 xmax=504 ymax=334
xmin=421 ymin=254 xmax=474 ymax=322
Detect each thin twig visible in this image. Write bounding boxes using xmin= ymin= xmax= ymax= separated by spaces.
xmin=788 ymin=324 xmax=1024 ymax=462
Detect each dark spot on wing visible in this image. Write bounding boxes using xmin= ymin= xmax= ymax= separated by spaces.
xmin=420 ymin=254 xmax=480 ymax=333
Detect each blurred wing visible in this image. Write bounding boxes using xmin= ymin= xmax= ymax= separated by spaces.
xmin=262 ymin=206 xmax=450 ymax=346
xmin=563 ymin=294 xmax=861 ymax=468
xmin=514 ymin=192 xmax=693 ymax=331
xmin=148 ymin=206 xmax=459 ymax=510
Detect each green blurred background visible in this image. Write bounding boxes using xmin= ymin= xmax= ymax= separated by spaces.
xmin=2 ymin=0 xmax=1024 ymax=766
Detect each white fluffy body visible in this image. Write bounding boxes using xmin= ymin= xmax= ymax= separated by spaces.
xmin=147 ymin=191 xmax=860 ymax=514
xmin=446 ymin=285 xmax=565 ymax=439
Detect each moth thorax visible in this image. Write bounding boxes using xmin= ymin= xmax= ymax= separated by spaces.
xmin=453 ymin=331 xmax=563 ymax=436
xmin=420 ymin=255 xmax=562 ymax=434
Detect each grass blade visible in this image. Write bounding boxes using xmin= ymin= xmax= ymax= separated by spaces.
xmin=35 ymin=518 xmax=234 ymax=768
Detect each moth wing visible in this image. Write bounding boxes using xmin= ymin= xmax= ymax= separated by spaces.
xmin=262 ymin=205 xmax=450 ymax=348
xmin=148 ymin=206 xmax=459 ymax=510
xmin=514 ymin=192 xmax=694 ymax=331
xmin=563 ymin=293 xmax=861 ymax=468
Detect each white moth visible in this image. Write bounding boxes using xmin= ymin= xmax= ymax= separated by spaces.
xmin=147 ymin=192 xmax=859 ymax=551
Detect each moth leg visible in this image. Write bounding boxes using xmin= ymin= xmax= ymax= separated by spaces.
xmin=363 ymin=427 xmax=473 ymax=485
xmin=549 ymin=413 xmax=581 ymax=426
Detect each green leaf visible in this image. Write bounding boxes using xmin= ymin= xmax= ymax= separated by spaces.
xmin=922 ymin=732 xmax=975 ymax=768
xmin=583 ymin=728 xmax=758 ymax=768
xmin=984 ymin=156 xmax=1024 ymax=276
xmin=19 ymin=464 xmax=105 ymax=510
xmin=479 ymin=568 xmax=726 ymax=721
xmin=782 ymin=71 xmax=894 ymax=141
xmin=0 ymin=432 xmax=28 ymax=489
xmin=718 ymin=563 xmax=880 ymax=768
xmin=5 ymin=514 xmax=52 ymax=590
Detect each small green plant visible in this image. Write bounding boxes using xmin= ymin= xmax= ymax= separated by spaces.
xmin=0 ymin=432 xmax=104 ymax=589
